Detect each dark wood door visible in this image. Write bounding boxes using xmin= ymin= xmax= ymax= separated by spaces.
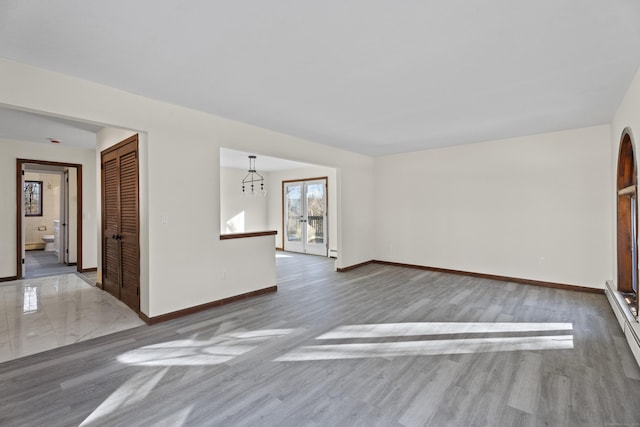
xmin=101 ymin=135 xmax=140 ymax=312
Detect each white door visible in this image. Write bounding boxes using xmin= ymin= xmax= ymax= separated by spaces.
xmin=21 ymin=169 xmax=26 ymax=277
xmin=63 ymin=170 xmax=69 ymax=264
xmin=284 ymin=179 xmax=327 ymax=256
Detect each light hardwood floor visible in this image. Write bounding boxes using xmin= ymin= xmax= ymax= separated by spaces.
xmin=0 ymin=252 xmax=639 ymax=426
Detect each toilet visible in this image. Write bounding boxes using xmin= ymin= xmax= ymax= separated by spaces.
xmin=41 ymin=235 xmax=55 ymax=252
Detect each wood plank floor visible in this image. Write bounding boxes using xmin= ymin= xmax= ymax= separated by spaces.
xmin=1 ymin=252 xmax=639 ymax=426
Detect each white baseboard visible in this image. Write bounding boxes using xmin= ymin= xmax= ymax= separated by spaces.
xmin=605 ymin=280 xmax=640 ymax=367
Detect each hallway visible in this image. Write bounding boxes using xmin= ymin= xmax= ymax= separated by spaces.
xmin=24 ymin=250 xmax=76 ymax=279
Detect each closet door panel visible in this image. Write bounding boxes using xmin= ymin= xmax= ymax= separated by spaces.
xmin=102 ymin=150 xmax=120 ymax=298
xmin=118 ymin=146 xmax=140 ymax=312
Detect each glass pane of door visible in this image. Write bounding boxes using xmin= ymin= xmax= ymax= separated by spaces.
xmin=284 ymin=182 xmax=305 ymax=253
xmin=286 ymin=184 xmax=302 ymax=242
xmin=306 ymin=183 xmax=324 ymax=245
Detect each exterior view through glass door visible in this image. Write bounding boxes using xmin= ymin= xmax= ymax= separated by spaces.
xmin=284 ymin=178 xmax=328 ymax=256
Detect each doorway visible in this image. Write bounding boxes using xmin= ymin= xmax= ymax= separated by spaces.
xmin=283 ymin=178 xmax=328 ymax=256
xmin=16 ymin=159 xmax=83 ymax=280
xmin=616 ymin=128 xmax=639 ymax=317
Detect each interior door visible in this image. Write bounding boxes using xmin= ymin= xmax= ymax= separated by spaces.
xmin=284 ymin=178 xmax=327 ymax=256
xmin=101 ymin=135 xmax=140 ymax=313
xmin=63 ymin=170 xmax=69 ymax=264
xmin=20 ymin=168 xmax=25 ymax=277
xmin=66 ymin=168 xmax=78 ymax=264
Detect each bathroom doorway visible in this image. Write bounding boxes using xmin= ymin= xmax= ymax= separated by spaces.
xmin=16 ymin=159 xmax=83 ymax=280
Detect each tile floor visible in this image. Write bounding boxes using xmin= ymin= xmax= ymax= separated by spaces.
xmin=24 ymin=249 xmax=77 ymax=278
xmin=0 ymin=273 xmax=145 ymax=363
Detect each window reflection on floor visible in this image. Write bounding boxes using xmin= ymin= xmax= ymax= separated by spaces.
xmin=22 ymin=286 xmax=39 ymax=314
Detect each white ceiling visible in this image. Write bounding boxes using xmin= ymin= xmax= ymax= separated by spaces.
xmin=0 ymin=107 xmax=102 ymax=149
xmin=220 ymin=148 xmax=312 ymax=171
xmin=1 ymin=1 xmax=640 ymax=156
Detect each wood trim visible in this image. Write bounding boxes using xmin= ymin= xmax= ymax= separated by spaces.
xmin=140 ymin=285 xmax=278 ymax=325
xmin=81 ymin=267 xmax=98 ymax=273
xmin=336 ymin=260 xmax=374 ymax=272
xmin=100 ymin=134 xmax=139 ymax=155
xmin=276 ymin=247 xmax=284 ymax=251
xmin=0 ymin=276 xmax=18 ymax=283
xmin=616 ymin=128 xmax=638 ymax=307
xmin=16 ymin=159 xmax=83 ymax=279
xmin=220 ymin=230 xmax=277 ymax=240
xmin=337 ymin=259 xmax=603 ymax=294
xmin=374 ymin=260 xmax=604 ymax=294
xmin=618 ymin=185 xmax=637 ymax=196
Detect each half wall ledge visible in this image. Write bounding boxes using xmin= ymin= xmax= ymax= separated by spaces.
xmin=220 ymin=230 xmax=277 ymax=240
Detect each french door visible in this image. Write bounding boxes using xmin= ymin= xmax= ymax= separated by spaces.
xmin=283 ymin=178 xmax=328 ymax=256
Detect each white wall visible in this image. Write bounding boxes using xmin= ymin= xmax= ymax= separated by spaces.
xmin=0 ymin=137 xmax=97 ymax=277
xmin=267 ymin=166 xmax=338 ymax=253
xmin=374 ymin=125 xmax=612 ymax=288
xmin=220 ymin=167 xmax=269 ymax=233
xmin=0 ymin=59 xmax=375 ymax=316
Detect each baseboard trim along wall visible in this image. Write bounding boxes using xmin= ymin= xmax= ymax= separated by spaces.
xmin=139 ymin=285 xmax=278 ymax=325
xmin=336 ymin=260 xmax=374 ymax=272
xmin=0 ymin=276 xmax=18 ymax=282
xmin=604 ymin=281 xmax=640 ymax=367
xmin=81 ymin=267 xmax=98 ymax=273
xmin=338 ymin=259 xmax=604 ymax=294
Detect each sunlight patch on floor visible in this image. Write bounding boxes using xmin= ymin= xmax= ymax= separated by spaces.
xmin=276 ymin=322 xmax=574 ymax=362
xmin=276 ymin=253 xmax=293 ymax=258
xmin=117 ymin=329 xmax=295 ymax=366
xmin=275 ymin=335 xmax=574 ymax=361
xmin=317 ymin=322 xmax=573 ymax=339
xmin=80 ymin=367 xmax=169 ymax=426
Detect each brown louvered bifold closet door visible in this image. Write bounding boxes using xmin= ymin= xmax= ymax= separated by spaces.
xmin=101 ymin=135 xmax=140 ymax=313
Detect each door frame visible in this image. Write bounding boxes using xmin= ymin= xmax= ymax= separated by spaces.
xmin=16 ymin=159 xmax=83 ymax=279
xmin=281 ymin=176 xmax=328 ymax=255
xmin=616 ymin=127 xmax=639 ymax=316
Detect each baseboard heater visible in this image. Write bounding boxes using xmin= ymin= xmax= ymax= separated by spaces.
xmin=605 ymin=281 xmax=640 ymax=367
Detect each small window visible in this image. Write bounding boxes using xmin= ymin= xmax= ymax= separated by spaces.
xmin=24 ymin=180 xmax=43 ymax=217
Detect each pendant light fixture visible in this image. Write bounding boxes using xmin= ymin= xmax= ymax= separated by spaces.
xmin=242 ymin=155 xmax=266 ymax=196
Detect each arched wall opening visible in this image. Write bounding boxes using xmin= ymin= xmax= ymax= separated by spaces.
xmin=616 ymin=128 xmax=639 ymax=315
